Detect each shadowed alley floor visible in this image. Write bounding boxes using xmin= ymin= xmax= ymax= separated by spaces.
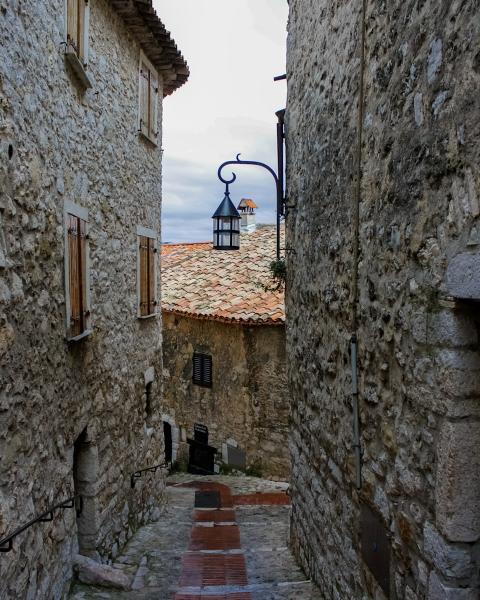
xmin=69 ymin=475 xmax=322 ymax=599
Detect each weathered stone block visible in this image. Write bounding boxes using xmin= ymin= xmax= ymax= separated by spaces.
xmin=423 ymin=522 xmax=473 ymax=578
xmin=435 ymin=349 xmax=480 ymax=398
xmin=446 ymin=252 xmax=480 ymax=300
xmin=436 ymin=421 xmax=480 ymax=542
xmin=428 ymin=571 xmax=478 ymax=599
xmin=73 ymin=554 xmax=131 ymax=590
xmin=428 ymin=311 xmax=478 ymax=347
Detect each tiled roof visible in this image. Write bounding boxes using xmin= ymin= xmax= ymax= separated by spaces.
xmin=161 ymin=226 xmax=285 ymax=325
xmin=110 ymin=0 xmax=189 ymax=96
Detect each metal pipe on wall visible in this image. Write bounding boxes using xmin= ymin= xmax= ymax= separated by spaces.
xmin=276 ymin=108 xmax=286 ymax=260
xmin=351 ymin=335 xmax=362 ymax=489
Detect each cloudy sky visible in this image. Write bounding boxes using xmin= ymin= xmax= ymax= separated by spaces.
xmin=154 ymin=0 xmax=288 ymax=243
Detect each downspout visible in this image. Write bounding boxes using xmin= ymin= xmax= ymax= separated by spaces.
xmin=351 ymin=0 xmax=367 ymax=491
xmin=276 ymin=108 xmax=286 ymax=260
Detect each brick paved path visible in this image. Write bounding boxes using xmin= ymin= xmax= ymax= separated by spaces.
xmin=69 ymin=475 xmax=323 ymax=600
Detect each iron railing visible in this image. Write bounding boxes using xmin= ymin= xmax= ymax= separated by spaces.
xmin=130 ymin=461 xmax=170 ymax=489
xmin=0 ymin=495 xmax=83 ymax=553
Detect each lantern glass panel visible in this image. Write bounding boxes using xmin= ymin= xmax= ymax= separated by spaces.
xmin=219 ymin=217 xmax=230 ymax=230
xmin=219 ymin=232 xmax=231 ymax=247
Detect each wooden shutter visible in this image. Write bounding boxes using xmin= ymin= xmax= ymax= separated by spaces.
xmin=148 ymin=237 xmax=156 ymax=315
xmin=149 ymin=71 xmax=158 ymax=140
xmin=77 ymin=0 xmax=86 ymax=62
xmin=193 ymin=354 xmax=202 ymax=385
xmin=67 ymin=0 xmax=87 ymax=61
xmin=203 ymin=355 xmax=212 ymax=386
xmin=67 ymin=0 xmax=79 ymax=53
xmin=139 ymin=235 xmax=149 ymax=316
xmin=193 ymin=353 xmax=213 ymax=387
xmin=139 ymin=64 xmax=150 ymax=137
xmin=78 ymin=217 xmax=87 ymax=326
xmin=68 ymin=214 xmax=87 ymax=337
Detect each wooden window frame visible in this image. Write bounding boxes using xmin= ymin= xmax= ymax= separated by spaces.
xmin=64 ymin=0 xmax=91 ymax=88
xmin=138 ymin=52 xmax=160 ymax=146
xmin=137 ymin=225 xmax=158 ymax=319
xmin=64 ymin=201 xmax=92 ymax=342
xmin=192 ymin=353 xmax=213 ymax=388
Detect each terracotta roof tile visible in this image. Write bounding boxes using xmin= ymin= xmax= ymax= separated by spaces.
xmin=161 ymin=226 xmax=285 ymax=325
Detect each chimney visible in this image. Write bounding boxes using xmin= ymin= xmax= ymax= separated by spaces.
xmin=237 ymin=199 xmax=257 ymax=232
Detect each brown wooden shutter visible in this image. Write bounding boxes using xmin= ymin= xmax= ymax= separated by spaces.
xmin=68 ymin=214 xmax=80 ymax=337
xmin=67 ymin=0 xmax=79 ymax=53
xmin=78 ymin=217 xmax=87 ymax=329
xmin=148 ymin=237 xmax=156 ymax=315
xmin=140 ymin=64 xmax=150 ymax=137
xmin=77 ymin=0 xmax=86 ymax=61
xmin=139 ymin=236 xmax=148 ymax=316
xmin=67 ymin=214 xmax=87 ymax=337
xmin=149 ymin=71 xmax=158 ymax=140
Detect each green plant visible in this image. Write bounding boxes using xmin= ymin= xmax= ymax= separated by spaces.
xmin=262 ymin=257 xmax=286 ymax=292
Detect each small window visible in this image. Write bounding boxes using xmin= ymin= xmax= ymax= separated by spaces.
xmin=66 ymin=0 xmax=89 ymax=64
xmin=137 ymin=226 xmax=157 ymax=318
xmin=65 ymin=203 xmax=91 ymax=340
xmin=193 ymin=353 xmax=212 ymax=388
xmin=139 ymin=54 xmax=159 ymax=145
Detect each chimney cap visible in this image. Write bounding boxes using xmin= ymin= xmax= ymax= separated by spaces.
xmin=237 ymin=198 xmax=258 ymax=211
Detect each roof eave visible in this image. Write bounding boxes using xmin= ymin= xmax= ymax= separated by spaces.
xmin=109 ymin=0 xmax=189 ymax=96
xmin=162 ymin=308 xmax=285 ymax=327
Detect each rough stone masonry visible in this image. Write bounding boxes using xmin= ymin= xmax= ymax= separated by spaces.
xmin=286 ymin=1 xmax=480 ymax=599
xmin=0 ymin=1 xmax=187 ymax=598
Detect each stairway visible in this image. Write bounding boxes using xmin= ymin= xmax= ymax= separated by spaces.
xmin=69 ymin=475 xmax=323 ymax=599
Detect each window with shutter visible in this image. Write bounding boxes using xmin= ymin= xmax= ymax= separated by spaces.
xmin=137 ymin=227 xmax=157 ymax=318
xmin=192 ymin=353 xmax=213 ymax=388
xmin=138 ymin=53 xmax=159 ymax=145
xmin=65 ymin=204 xmax=90 ymax=340
xmin=66 ymin=0 xmax=88 ymax=63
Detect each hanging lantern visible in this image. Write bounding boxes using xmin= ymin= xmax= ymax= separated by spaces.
xmin=212 ymin=184 xmax=241 ymax=250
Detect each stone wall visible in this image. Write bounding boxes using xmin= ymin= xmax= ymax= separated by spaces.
xmin=0 ymin=1 xmax=168 ymax=598
xmin=162 ymin=312 xmax=290 ymax=479
xmin=286 ymin=1 xmax=480 ymax=598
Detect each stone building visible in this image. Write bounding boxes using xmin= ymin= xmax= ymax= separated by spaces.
xmin=161 ymin=223 xmax=289 ymax=479
xmin=286 ymin=1 xmax=480 ymax=599
xmin=0 ymin=1 xmax=187 ymax=598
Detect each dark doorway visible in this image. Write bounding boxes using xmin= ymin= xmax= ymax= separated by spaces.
xmin=187 ymin=424 xmax=217 ymax=474
xmin=73 ymin=428 xmax=99 ymax=557
xmin=163 ymin=421 xmax=172 ymax=463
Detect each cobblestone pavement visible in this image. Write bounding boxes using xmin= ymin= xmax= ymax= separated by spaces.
xmin=69 ymin=475 xmax=323 ymax=599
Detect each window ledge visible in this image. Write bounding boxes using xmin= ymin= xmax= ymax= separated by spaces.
xmin=138 ymin=313 xmax=158 ymax=320
xmin=138 ymin=130 xmax=159 ymax=147
xmin=64 ymin=47 xmax=92 ymax=89
xmin=67 ymin=329 xmax=93 ymax=343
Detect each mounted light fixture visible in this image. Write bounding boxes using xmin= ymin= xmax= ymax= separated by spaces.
xmin=217 ymin=109 xmax=286 ymax=260
xmin=212 ymin=182 xmax=241 ymax=250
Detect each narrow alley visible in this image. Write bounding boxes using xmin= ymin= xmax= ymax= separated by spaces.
xmin=69 ymin=475 xmax=321 ymax=600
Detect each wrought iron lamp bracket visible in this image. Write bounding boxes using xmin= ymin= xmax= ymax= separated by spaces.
xmin=217 ymin=154 xmax=283 ymax=260
xmin=217 ymin=154 xmax=279 ymax=189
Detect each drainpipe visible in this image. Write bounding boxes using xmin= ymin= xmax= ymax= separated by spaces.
xmin=351 ymin=0 xmax=368 ymax=491
xmin=276 ymin=108 xmax=286 ymax=260
xmin=351 ymin=335 xmax=361 ymax=489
